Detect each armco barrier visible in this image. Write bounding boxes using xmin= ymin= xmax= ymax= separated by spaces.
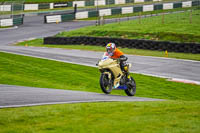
xmin=133 ymin=5 xmax=143 ymax=12
xmin=1 ymin=0 xmax=199 ymax=12
xmin=192 ymin=0 xmax=199 ymax=6
xmin=173 ymin=1 xmax=182 ymax=8
xmin=126 ymin=0 xmax=133 ymax=3
xmin=44 ymin=13 xmax=74 ymax=23
xmin=13 ymin=17 xmax=23 ymax=25
xmin=44 ymin=0 xmax=200 ymax=23
xmin=44 ymin=37 xmax=200 ymax=54
xmin=154 ymin=3 xmax=163 ymax=10
xmin=106 ymin=0 xmax=115 ymax=5
xmin=88 ymin=10 xmax=99 ymax=17
xmin=0 ymin=16 xmax=23 ymax=27
xmin=111 ymin=8 xmax=122 ymax=15
xmin=38 ymin=3 xmax=50 ymax=9
xmin=0 ymin=0 xmax=163 ymax=11
xmin=62 ymin=13 xmax=75 ymax=22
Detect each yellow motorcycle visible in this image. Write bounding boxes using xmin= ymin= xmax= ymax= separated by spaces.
xmin=97 ymin=53 xmax=136 ymax=96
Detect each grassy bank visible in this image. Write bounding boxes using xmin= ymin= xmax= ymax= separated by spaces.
xmin=57 ymin=9 xmax=200 ymax=43
xmin=16 ymin=39 xmax=200 ymax=61
xmin=0 ymin=101 xmax=200 ymax=133
xmin=81 ymin=7 xmax=199 ymax=20
xmin=1 ymin=52 xmax=200 ymax=100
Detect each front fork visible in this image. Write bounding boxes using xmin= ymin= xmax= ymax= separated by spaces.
xmin=103 ymin=72 xmax=112 ymax=80
xmin=103 ymin=72 xmax=113 ymax=89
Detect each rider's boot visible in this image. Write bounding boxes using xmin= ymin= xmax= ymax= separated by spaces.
xmin=126 ymin=72 xmax=131 ymax=82
xmin=123 ymin=65 xmax=131 ymax=81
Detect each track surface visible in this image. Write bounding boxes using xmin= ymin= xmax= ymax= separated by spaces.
xmin=0 ymin=85 xmax=162 ymax=108
xmin=1 ymin=45 xmax=200 ymax=83
xmin=0 ymin=14 xmax=199 ymax=108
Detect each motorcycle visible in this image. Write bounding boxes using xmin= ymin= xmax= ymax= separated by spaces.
xmin=97 ymin=53 xmax=136 ymax=96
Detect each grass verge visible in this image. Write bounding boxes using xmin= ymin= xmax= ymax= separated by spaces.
xmin=16 ymin=39 xmax=200 ymax=61
xmin=1 ymin=51 xmax=200 ymax=101
xmin=0 ymin=26 xmax=12 ymax=28
xmin=0 ymin=101 xmax=200 ymax=133
xmin=0 ymin=52 xmax=200 ymax=132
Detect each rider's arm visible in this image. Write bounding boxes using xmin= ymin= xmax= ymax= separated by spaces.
xmin=119 ymin=55 xmax=128 ymax=61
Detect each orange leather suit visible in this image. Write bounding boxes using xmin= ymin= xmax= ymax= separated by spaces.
xmin=109 ymin=48 xmax=124 ymax=59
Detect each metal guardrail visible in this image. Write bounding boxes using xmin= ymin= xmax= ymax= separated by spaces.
xmin=44 ymin=0 xmax=200 ymax=23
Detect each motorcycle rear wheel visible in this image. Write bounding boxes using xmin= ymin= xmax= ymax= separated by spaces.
xmin=125 ymin=77 xmax=136 ymax=96
xmin=100 ymin=73 xmax=112 ymax=94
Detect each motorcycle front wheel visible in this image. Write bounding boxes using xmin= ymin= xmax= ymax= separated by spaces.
xmin=100 ymin=73 xmax=112 ymax=94
xmin=125 ymin=77 xmax=136 ymax=96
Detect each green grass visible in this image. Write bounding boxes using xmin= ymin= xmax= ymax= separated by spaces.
xmin=81 ymin=7 xmax=198 ymax=20
xmin=16 ymin=39 xmax=200 ymax=61
xmin=0 ymin=26 xmax=12 ymax=28
xmin=0 ymin=101 xmax=200 ymax=133
xmin=57 ymin=9 xmax=200 ymax=43
xmin=0 ymin=51 xmax=200 ymax=133
xmin=1 ymin=51 xmax=200 ymax=101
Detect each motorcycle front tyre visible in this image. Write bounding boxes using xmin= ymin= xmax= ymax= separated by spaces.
xmin=100 ymin=73 xmax=112 ymax=94
xmin=125 ymin=77 xmax=136 ymax=96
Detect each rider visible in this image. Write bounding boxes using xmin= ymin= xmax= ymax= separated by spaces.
xmin=106 ymin=42 xmax=130 ymax=78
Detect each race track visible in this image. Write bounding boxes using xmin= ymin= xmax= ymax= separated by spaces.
xmin=0 ymin=85 xmax=163 ymax=108
xmin=0 ymin=14 xmax=199 ymax=108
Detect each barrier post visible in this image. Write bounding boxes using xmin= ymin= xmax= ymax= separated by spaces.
xmin=162 ymin=13 xmax=164 ymax=24
xmin=189 ymin=10 xmax=192 ymax=24
xmin=139 ymin=12 xmax=141 ymax=24
xmin=165 ymin=50 xmax=168 ymax=57
xmin=118 ymin=14 xmax=120 ymax=24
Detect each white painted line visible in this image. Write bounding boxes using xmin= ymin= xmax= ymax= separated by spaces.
xmin=128 ymin=54 xmax=200 ymax=63
xmin=133 ymin=71 xmax=200 ymax=85
xmin=0 ymin=50 xmax=97 ymax=68
xmin=0 ymin=99 xmax=163 ymax=108
xmin=168 ymin=78 xmax=200 ymax=85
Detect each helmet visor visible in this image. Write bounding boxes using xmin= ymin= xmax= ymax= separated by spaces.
xmin=107 ymin=48 xmax=114 ymax=56
xmin=107 ymin=52 xmax=113 ymax=56
xmin=106 ymin=46 xmax=114 ymax=52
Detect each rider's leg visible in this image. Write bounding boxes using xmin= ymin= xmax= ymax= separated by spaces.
xmin=120 ymin=61 xmax=131 ymax=80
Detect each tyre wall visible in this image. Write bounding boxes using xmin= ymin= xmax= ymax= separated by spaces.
xmin=44 ymin=36 xmax=200 ymax=54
